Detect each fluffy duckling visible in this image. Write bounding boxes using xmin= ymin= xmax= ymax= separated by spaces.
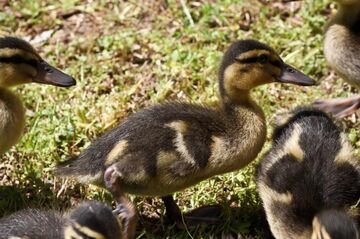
xmin=314 ymin=0 xmax=360 ymax=118
xmin=257 ymin=107 xmax=360 ymax=239
xmin=0 ymin=201 xmax=127 ymax=239
xmin=56 ymin=40 xmax=315 ymax=235
xmin=0 ymin=36 xmax=76 ymax=155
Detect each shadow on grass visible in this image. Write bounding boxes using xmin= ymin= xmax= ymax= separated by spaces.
xmin=136 ymin=203 xmax=274 ymax=238
xmin=0 ymin=171 xmax=275 ymax=238
xmin=0 ymin=171 xmax=78 ymax=217
xmin=0 ymin=185 xmax=275 ymax=238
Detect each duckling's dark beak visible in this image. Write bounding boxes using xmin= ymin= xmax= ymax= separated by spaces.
xmin=277 ymin=63 xmax=315 ymax=86
xmin=33 ymin=60 xmax=76 ymax=87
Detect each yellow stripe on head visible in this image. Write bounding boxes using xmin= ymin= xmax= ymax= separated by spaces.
xmin=236 ymin=49 xmax=281 ymax=63
xmin=0 ymin=48 xmax=40 ymax=62
xmin=0 ymin=37 xmax=41 ymax=65
xmin=64 ymin=225 xmax=83 ymax=239
xmin=64 ymin=223 xmax=106 ymax=239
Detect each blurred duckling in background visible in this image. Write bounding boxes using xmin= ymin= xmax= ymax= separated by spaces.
xmin=257 ymin=107 xmax=360 ymax=239
xmin=56 ymin=39 xmax=315 ymax=235
xmin=0 ymin=36 xmax=76 ymax=155
xmin=0 ymin=201 xmax=127 ymax=239
xmin=314 ymin=0 xmax=360 ymax=118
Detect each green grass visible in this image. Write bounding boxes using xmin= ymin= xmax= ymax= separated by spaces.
xmin=0 ymin=0 xmax=358 ymax=238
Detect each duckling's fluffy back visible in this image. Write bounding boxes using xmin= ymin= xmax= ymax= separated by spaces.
xmin=0 ymin=208 xmax=65 ymax=239
xmin=257 ymin=107 xmax=360 ymax=238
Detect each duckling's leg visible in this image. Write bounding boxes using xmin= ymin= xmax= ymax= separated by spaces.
xmin=104 ymin=167 xmax=137 ymax=239
xmin=313 ymin=95 xmax=360 ymax=118
xmin=162 ymin=195 xmax=222 ymax=228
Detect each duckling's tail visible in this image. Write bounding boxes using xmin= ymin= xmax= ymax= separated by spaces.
xmin=55 ymin=155 xmax=104 ymax=185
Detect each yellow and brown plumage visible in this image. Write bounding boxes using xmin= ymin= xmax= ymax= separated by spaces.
xmin=56 ymin=39 xmax=315 ymax=237
xmin=0 ymin=201 xmax=126 ymax=239
xmin=257 ymin=107 xmax=360 ymax=239
xmin=0 ymin=36 xmax=76 ymax=155
xmin=315 ymin=0 xmax=360 ymax=117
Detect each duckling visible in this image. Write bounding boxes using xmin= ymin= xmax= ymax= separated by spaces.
xmin=0 ymin=201 xmax=128 ymax=239
xmin=257 ymin=107 xmax=360 ymax=239
xmin=0 ymin=36 xmax=76 ymax=155
xmin=314 ymin=0 xmax=360 ymax=118
xmin=55 ymin=40 xmax=315 ymax=234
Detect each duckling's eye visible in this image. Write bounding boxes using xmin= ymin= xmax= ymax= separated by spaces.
xmin=39 ymin=61 xmax=53 ymax=73
xmin=257 ymin=55 xmax=268 ymax=64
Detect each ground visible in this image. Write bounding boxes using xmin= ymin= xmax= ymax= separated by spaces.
xmin=0 ymin=0 xmax=359 ymax=238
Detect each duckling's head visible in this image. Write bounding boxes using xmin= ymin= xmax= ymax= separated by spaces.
xmin=0 ymin=36 xmax=76 ymax=88
xmin=64 ymin=201 xmax=122 ymax=239
xmin=219 ymin=40 xmax=315 ymax=103
xmin=311 ymin=209 xmax=359 ymax=239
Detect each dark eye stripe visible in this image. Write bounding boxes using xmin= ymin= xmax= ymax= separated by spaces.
xmin=237 ymin=56 xmax=283 ymax=68
xmin=0 ymin=55 xmax=38 ymax=68
xmin=271 ymin=60 xmax=282 ymax=67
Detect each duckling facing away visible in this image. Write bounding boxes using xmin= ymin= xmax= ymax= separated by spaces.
xmin=56 ymin=40 xmax=315 ymax=236
xmin=314 ymin=0 xmax=360 ymax=118
xmin=257 ymin=107 xmax=360 ymax=239
xmin=0 ymin=201 xmax=127 ymax=239
xmin=0 ymin=36 xmax=76 ymax=155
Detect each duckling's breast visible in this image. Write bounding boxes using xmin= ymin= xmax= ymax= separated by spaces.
xmin=0 ymin=88 xmax=25 ymax=155
xmin=324 ymin=24 xmax=360 ymax=88
xmin=205 ymin=105 xmax=266 ymax=174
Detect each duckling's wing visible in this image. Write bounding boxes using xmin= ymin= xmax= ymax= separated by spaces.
xmin=154 ymin=102 xmax=226 ymax=169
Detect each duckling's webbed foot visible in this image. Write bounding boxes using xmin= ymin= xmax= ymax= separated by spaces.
xmin=162 ymin=195 xmax=222 ymax=229
xmin=313 ymin=95 xmax=360 ymax=118
xmin=104 ymin=166 xmax=137 ymax=239
xmin=113 ymin=203 xmax=137 ymax=239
